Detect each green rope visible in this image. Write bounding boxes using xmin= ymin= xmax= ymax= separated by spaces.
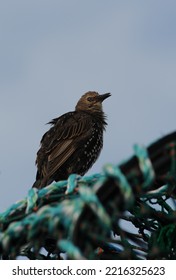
xmin=133 ymin=144 xmax=155 ymax=189
xmin=0 ymin=132 xmax=176 ymax=260
xmin=103 ymin=163 xmax=134 ymax=207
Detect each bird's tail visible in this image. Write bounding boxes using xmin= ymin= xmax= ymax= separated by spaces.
xmin=32 ymin=179 xmax=42 ymax=189
xmin=32 ymin=175 xmax=53 ymax=189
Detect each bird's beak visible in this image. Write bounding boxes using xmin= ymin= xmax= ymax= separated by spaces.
xmin=98 ymin=93 xmax=111 ymax=102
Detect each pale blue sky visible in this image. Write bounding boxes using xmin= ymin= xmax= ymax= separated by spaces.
xmin=0 ymin=0 xmax=176 ymax=211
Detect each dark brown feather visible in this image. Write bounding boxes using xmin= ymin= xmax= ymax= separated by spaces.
xmin=33 ymin=91 xmax=110 ymax=189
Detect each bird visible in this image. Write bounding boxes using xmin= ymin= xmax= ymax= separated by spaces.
xmin=32 ymin=91 xmax=111 ymax=189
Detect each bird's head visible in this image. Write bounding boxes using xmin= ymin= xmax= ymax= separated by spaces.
xmin=75 ymin=91 xmax=111 ymax=112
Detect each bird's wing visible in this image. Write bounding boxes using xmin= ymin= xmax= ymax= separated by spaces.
xmin=47 ymin=139 xmax=75 ymax=176
xmin=36 ymin=112 xmax=92 ymax=178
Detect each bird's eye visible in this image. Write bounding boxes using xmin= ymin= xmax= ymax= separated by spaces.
xmin=87 ymin=97 xmax=93 ymax=102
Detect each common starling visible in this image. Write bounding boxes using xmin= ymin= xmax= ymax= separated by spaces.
xmin=32 ymin=91 xmax=111 ymax=189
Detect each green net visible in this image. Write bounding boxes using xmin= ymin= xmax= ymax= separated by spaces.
xmin=0 ymin=131 xmax=176 ymax=260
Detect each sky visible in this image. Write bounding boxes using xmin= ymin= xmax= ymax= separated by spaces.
xmin=0 ymin=0 xmax=176 ymax=212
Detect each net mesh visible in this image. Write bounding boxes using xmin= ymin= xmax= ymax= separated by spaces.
xmin=0 ymin=132 xmax=176 ymax=259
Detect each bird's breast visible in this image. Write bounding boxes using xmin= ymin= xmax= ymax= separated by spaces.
xmin=78 ymin=124 xmax=103 ymax=173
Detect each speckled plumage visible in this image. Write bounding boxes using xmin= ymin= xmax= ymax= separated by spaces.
xmin=32 ymin=91 xmax=111 ymax=189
